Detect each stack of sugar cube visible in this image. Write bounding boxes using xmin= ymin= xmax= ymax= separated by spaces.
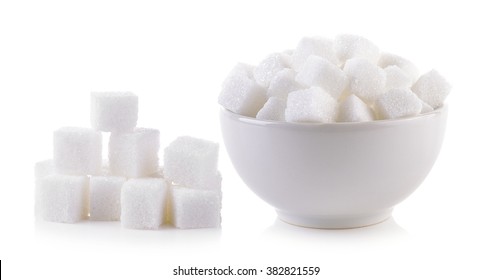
xmin=35 ymin=92 xmax=221 ymax=230
xmin=164 ymin=136 xmax=222 ymax=229
xmin=218 ymin=34 xmax=451 ymax=123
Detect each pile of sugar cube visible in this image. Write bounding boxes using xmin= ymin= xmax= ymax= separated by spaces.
xmin=218 ymin=34 xmax=451 ymax=122
xmin=35 ymin=92 xmax=221 ymax=229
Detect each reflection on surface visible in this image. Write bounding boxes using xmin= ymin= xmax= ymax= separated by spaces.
xmin=35 ymin=220 xmax=222 ymax=253
xmin=261 ymin=217 xmax=409 ymax=247
xmin=34 ymin=215 xmax=408 ymax=256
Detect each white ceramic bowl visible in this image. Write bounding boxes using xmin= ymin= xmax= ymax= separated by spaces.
xmin=220 ymin=106 xmax=448 ymax=229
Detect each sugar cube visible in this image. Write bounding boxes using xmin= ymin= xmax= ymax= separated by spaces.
xmin=295 ymin=56 xmax=348 ymax=99
xmin=35 ymin=160 xmax=55 ymax=216
xmin=120 ymin=178 xmax=167 ymax=230
xmin=267 ymin=68 xmax=303 ymax=99
xmin=384 ymin=65 xmax=412 ymax=90
xmin=420 ymin=101 xmax=434 ymax=113
xmin=256 ymin=97 xmax=287 ymax=121
xmin=253 ymin=53 xmax=291 ymax=87
xmin=282 ymin=49 xmax=294 ymax=66
xmin=411 ymin=69 xmax=451 ymax=108
xmin=374 ymin=88 xmax=423 ymax=119
xmin=343 ymin=58 xmax=386 ymax=104
xmin=38 ymin=175 xmax=89 ymax=223
xmin=149 ymin=166 xmax=166 ymax=179
xmin=164 ymin=136 xmax=219 ymax=189
xmin=35 ymin=159 xmax=55 ymax=181
xmin=334 ymin=34 xmax=380 ymax=64
xmin=218 ymin=34 xmax=451 ymax=122
xmin=218 ymin=74 xmax=267 ymax=117
xmin=91 ymin=92 xmax=138 ymax=132
xmin=169 ymin=185 xmax=222 ymax=229
xmin=53 ymin=127 xmax=102 ymax=175
xmin=337 ymin=94 xmax=374 ymax=122
xmin=285 ymin=87 xmax=338 ymax=123
xmin=223 ymin=63 xmax=255 ymax=83
xmin=109 ymin=128 xmax=160 ymax=178
xmin=89 ymin=176 xmax=126 ymax=221
xmin=378 ymin=52 xmax=419 ymax=83
xmin=291 ymin=36 xmax=339 ymax=71
xmin=101 ymin=160 xmax=111 ymax=176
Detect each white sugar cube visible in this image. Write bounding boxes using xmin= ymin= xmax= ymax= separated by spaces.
xmin=149 ymin=166 xmax=166 ymax=179
xmin=89 ymin=176 xmax=126 ymax=221
xmin=170 ymin=185 xmax=222 ymax=229
xmin=343 ymin=58 xmax=386 ymax=104
xmin=411 ymin=69 xmax=451 ymax=108
xmin=35 ymin=159 xmax=55 ymax=180
xmin=207 ymin=172 xmax=223 ymax=190
xmin=176 ymin=172 xmax=222 ymax=193
xmin=334 ymin=34 xmax=380 ymax=64
xmin=218 ymin=74 xmax=267 ymax=117
xmin=337 ymin=94 xmax=374 ymax=122
xmin=91 ymin=92 xmax=138 ymax=132
xmin=256 ymin=97 xmax=287 ymax=121
xmin=267 ymin=68 xmax=303 ymax=99
xmin=223 ymin=63 xmax=255 ymax=83
xmin=285 ymin=87 xmax=338 ymax=123
xmin=100 ymin=160 xmax=111 ymax=176
xmin=35 ymin=160 xmax=55 ymax=216
xmin=282 ymin=50 xmax=294 ymax=66
xmin=374 ymin=88 xmax=422 ymax=119
xmin=420 ymin=101 xmax=434 ymax=114
xmin=164 ymin=136 xmax=219 ymax=189
xmin=38 ymin=175 xmax=89 ymax=223
xmin=109 ymin=128 xmax=160 ymax=178
xmin=378 ymin=52 xmax=419 ymax=83
xmin=384 ymin=65 xmax=412 ymax=90
xmin=121 ymin=178 xmax=167 ymax=230
xmin=53 ymin=127 xmax=102 ymax=176
xmin=295 ymin=56 xmax=348 ymax=99
xmin=253 ymin=53 xmax=291 ymax=87
xmin=292 ymin=36 xmax=339 ymax=71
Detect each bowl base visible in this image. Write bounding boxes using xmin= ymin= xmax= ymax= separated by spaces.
xmin=276 ymin=208 xmax=393 ymax=229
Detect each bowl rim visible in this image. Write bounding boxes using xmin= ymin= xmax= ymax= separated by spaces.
xmin=220 ymin=104 xmax=448 ymax=128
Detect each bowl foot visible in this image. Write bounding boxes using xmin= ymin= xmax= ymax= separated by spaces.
xmin=276 ymin=208 xmax=393 ymax=229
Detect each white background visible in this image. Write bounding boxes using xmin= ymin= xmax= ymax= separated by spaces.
xmin=1 ymin=0 xmax=490 ymax=279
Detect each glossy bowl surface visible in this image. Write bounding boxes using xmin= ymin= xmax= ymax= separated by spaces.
xmin=220 ymin=106 xmax=448 ymax=228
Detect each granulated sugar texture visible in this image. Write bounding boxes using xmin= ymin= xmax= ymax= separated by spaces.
xmin=35 ymin=93 xmax=221 ymax=230
xmin=218 ymin=34 xmax=451 ymax=123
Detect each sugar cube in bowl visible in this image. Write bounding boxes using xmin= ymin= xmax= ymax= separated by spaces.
xmin=218 ymin=34 xmax=450 ymax=228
